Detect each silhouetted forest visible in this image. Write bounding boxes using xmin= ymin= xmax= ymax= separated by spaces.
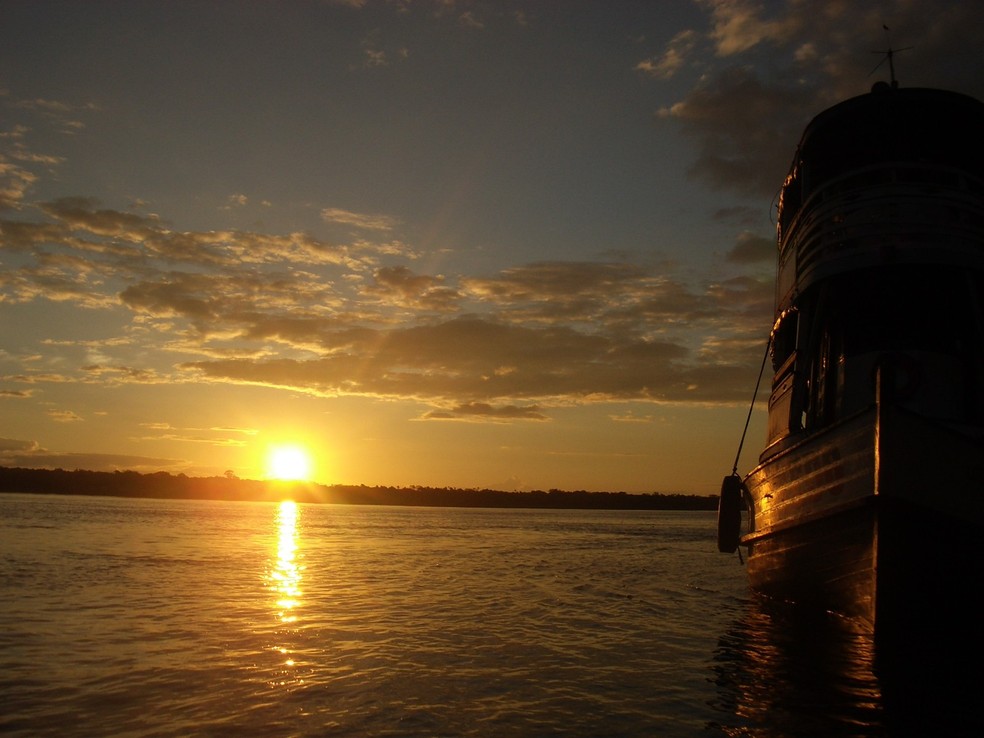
xmin=0 ymin=466 xmax=717 ymax=510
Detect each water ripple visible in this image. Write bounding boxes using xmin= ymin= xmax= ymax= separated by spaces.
xmin=2 ymin=496 xmax=928 ymax=736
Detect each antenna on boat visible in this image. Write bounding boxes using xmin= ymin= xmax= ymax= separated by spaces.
xmin=870 ymin=25 xmax=912 ymax=88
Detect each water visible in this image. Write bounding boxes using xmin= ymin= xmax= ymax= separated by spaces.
xmin=0 ymin=493 xmax=968 ymax=736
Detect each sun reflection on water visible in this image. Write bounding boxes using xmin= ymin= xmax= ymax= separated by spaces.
xmin=267 ymin=500 xmax=305 ymax=686
xmin=271 ymin=500 xmax=302 ymax=623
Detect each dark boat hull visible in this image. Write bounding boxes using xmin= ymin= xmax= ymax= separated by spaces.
xmin=742 ymin=402 xmax=984 ymax=636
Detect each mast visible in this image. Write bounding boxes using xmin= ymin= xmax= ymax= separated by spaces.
xmin=871 ymin=25 xmax=911 ymax=89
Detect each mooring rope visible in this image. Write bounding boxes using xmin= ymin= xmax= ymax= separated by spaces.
xmin=731 ymin=337 xmax=773 ymax=477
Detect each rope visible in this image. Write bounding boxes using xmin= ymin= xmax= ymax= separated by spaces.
xmin=732 ymin=337 xmax=773 ymax=476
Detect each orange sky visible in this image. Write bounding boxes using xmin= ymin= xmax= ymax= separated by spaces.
xmin=2 ymin=1 xmax=982 ymax=493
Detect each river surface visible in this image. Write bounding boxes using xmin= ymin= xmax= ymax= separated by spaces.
xmin=0 ymin=493 xmax=973 ymax=736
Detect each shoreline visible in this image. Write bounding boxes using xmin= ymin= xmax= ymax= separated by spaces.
xmin=0 ymin=466 xmax=716 ymax=511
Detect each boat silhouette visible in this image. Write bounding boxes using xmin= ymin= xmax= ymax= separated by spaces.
xmin=719 ymin=80 xmax=984 ymax=648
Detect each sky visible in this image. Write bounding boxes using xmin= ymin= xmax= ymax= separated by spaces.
xmin=2 ymin=0 xmax=983 ymax=493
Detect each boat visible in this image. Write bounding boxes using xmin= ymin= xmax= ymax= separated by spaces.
xmin=718 ymin=79 xmax=984 ymax=639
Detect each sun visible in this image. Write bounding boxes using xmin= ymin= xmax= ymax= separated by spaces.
xmin=266 ymin=445 xmax=313 ymax=482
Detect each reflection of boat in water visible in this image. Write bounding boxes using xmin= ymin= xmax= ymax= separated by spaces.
xmin=719 ymin=80 xmax=984 ymax=641
xmin=711 ymin=601 xmax=882 ymax=736
xmin=712 ymin=599 xmax=980 ymax=736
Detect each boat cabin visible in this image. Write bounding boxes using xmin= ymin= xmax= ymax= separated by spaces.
xmin=762 ymin=85 xmax=984 ymax=459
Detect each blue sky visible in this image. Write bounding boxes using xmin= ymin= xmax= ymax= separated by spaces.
xmin=2 ymin=0 xmax=982 ymax=492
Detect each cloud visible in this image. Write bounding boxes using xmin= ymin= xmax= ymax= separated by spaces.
xmin=2 ymin=197 xmax=423 ymax=341
xmin=39 ymin=196 xmax=159 ymax=239
xmin=105 ymin=242 xmax=769 ymax=407
xmin=2 ymin=84 xmax=776 ymax=417
xmin=0 ymin=258 xmax=122 ymax=309
xmin=118 ymin=269 xmax=354 ymax=343
xmin=635 ymin=29 xmax=698 ymax=79
xmin=81 ymin=364 xmax=163 ymax=383
xmin=0 ymin=437 xmax=40 ymax=453
xmin=421 ymin=402 xmax=547 ymax=421
xmin=13 ymin=98 xmax=95 ymax=115
xmin=1 ymin=96 xmax=93 ymax=209
xmin=654 ymin=1 xmax=984 ymax=197
xmin=0 ymin=153 xmax=40 ymax=211
xmin=27 ymin=197 xmax=387 ymax=270
xmin=609 ymin=411 xmax=656 ymax=423
xmin=462 ymin=261 xmax=659 ymax=326
xmin=659 ymin=66 xmax=817 ymax=196
xmin=210 ymin=426 xmax=259 ymax=436
xmin=726 ymin=231 xmax=774 ymax=264
xmin=458 ymin=11 xmax=484 ymax=29
xmin=135 ymin=422 xmax=259 ymax=446
xmin=703 ymin=0 xmax=800 ymax=56
xmin=464 ymin=261 xmax=647 ymax=302
xmin=47 ymin=409 xmax=83 ymax=423
xmin=120 ymin=277 xmax=221 ymax=323
xmin=0 ymin=372 xmax=75 ymax=385
xmin=10 ymin=96 xmax=96 ymax=134
xmin=362 ymin=266 xmax=461 ymax=311
xmin=321 ymin=207 xmax=399 ymax=232
xmin=363 ymin=46 xmax=389 ymax=67
xmin=0 ymin=441 xmax=184 ymax=472
xmin=3 ymin=192 xmax=773 ymax=406
xmin=182 ymin=298 xmax=768 ymax=406
xmin=138 ymin=431 xmax=250 ymax=447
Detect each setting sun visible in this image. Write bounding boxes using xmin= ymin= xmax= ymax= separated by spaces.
xmin=266 ymin=445 xmax=313 ymax=481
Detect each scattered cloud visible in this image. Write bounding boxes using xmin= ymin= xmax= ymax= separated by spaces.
xmin=137 ymin=430 xmax=252 ymax=447
xmin=649 ymin=1 xmax=984 ymax=197
xmin=658 ymin=66 xmax=818 ymax=196
xmin=357 ymin=30 xmax=410 ymax=69
xmin=703 ymin=0 xmax=800 ymax=56
xmin=135 ymin=422 xmax=259 ymax=447
xmin=362 ymin=266 xmax=461 ymax=311
xmin=211 ymin=426 xmax=259 ymax=436
xmin=0 ymin=151 xmax=41 ymax=211
xmin=3 ymin=173 xmax=773 ymax=409
xmin=458 ymin=11 xmax=484 ymax=30
xmin=47 ymin=409 xmax=83 ymax=423
xmin=0 ymin=437 xmax=40 ymax=453
xmin=321 ymin=207 xmax=399 ymax=232
xmin=635 ymin=29 xmax=698 ymax=79
xmin=609 ymin=411 xmax=656 ymax=423
xmin=10 ymin=96 xmax=96 ymax=134
xmin=0 ymin=437 xmax=184 ymax=472
xmin=19 ymin=1 xmax=946 ymax=432
xmin=421 ymin=402 xmax=547 ymax=421
xmin=81 ymin=365 xmax=165 ymax=383
xmin=181 ymin=294 xmax=769 ymax=406
xmin=726 ymin=231 xmax=774 ymax=264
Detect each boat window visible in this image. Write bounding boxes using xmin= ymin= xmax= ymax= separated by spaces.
xmin=771 ymin=310 xmax=799 ymax=372
xmin=796 ymin=266 xmax=984 ymax=430
xmin=778 ymin=169 xmax=802 ymax=241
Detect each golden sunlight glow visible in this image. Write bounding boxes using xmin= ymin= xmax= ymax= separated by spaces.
xmin=266 ymin=445 xmax=313 ymax=481
xmin=271 ymin=500 xmax=302 ymax=624
xmin=264 ymin=500 xmax=306 ymax=686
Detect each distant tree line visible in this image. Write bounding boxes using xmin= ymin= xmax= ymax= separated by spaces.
xmin=0 ymin=466 xmax=717 ymax=510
